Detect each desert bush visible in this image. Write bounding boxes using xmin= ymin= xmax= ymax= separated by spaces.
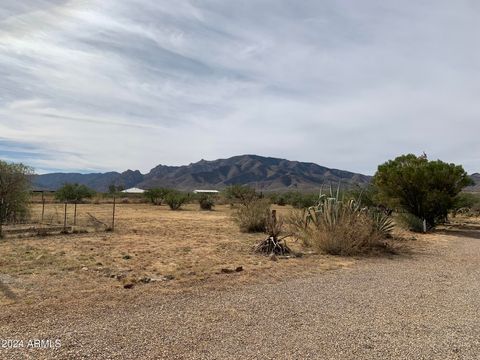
xmin=232 ymin=199 xmax=271 ymax=233
xmin=397 ymin=213 xmax=427 ymax=233
xmin=144 ymin=188 xmax=170 ymax=205
xmin=224 ymin=185 xmax=257 ymax=205
xmin=55 ymin=183 xmax=95 ymax=203
xmin=290 ymin=190 xmax=392 ymax=255
xmin=198 ymin=194 xmax=215 ymax=210
xmin=165 ymin=191 xmax=189 ymax=210
xmin=254 ymin=211 xmax=291 ymax=255
xmin=452 ymin=193 xmax=480 ymax=217
xmin=0 ymin=161 xmax=33 ymax=225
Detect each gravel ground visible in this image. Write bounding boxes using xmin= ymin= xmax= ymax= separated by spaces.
xmin=1 ymin=230 xmax=480 ymax=359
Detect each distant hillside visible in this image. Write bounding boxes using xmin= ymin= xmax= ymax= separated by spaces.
xmin=32 ymin=155 xmax=371 ymax=192
xmin=466 ymin=173 xmax=480 ymax=192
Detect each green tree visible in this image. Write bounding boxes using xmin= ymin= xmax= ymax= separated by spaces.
xmin=0 ymin=160 xmax=33 ymax=229
xmin=373 ymin=154 xmax=473 ymax=227
xmin=144 ymin=188 xmax=171 ymax=205
xmin=108 ymin=184 xmax=125 ymax=195
xmin=224 ymin=185 xmax=257 ymax=206
xmin=55 ymin=183 xmax=95 ymax=203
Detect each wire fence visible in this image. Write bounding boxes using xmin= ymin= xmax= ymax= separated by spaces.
xmin=1 ymin=199 xmax=117 ymax=237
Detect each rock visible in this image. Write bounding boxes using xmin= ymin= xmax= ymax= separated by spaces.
xmin=235 ymin=266 xmax=243 ymax=272
xmin=82 ymin=267 xmax=89 ymax=271
xmin=139 ymin=277 xmax=151 ymax=284
xmin=163 ymin=275 xmax=175 ymax=281
xmin=270 ymin=254 xmax=278 ymax=262
xmin=123 ymin=283 xmax=134 ymax=289
xmin=122 ymin=254 xmax=132 ymax=260
xmin=221 ymin=268 xmax=235 ymax=274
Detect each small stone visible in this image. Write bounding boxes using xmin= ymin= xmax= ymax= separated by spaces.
xmin=123 ymin=283 xmax=134 ymax=289
xmin=270 ymin=254 xmax=278 ymax=262
xmin=163 ymin=275 xmax=175 ymax=281
xmin=139 ymin=277 xmax=151 ymax=284
xmin=221 ymin=268 xmax=235 ymax=274
xmin=82 ymin=267 xmax=89 ymax=271
xmin=235 ymin=266 xmax=243 ymax=272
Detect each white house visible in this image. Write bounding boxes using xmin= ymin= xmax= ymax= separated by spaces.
xmin=121 ymin=187 xmax=145 ymax=194
xmin=193 ymin=190 xmax=219 ymax=194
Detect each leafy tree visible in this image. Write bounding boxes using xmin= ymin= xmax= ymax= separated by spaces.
xmin=0 ymin=160 xmax=33 ymax=227
xmin=55 ymin=183 xmax=95 ymax=203
xmin=224 ymin=185 xmax=257 ymax=206
xmin=108 ymin=184 xmax=125 ymax=195
xmin=144 ymin=188 xmax=171 ymax=205
xmin=373 ymin=154 xmax=473 ymax=227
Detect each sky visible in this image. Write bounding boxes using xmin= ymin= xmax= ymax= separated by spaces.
xmin=0 ymin=0 xmax=479 ymax=175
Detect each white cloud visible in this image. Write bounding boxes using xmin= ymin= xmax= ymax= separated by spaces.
xmin=0 ymin=0 xmax=479 ymax=174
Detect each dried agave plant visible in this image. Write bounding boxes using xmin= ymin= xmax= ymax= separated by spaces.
xmin=253 ymin=210 xmax=291 ymax=255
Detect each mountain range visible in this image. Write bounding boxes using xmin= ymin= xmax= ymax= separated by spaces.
xmin=32 ymin=155 xmax=372 ymax=192
xmin=32 ymin=155 xmax=480 ymax=193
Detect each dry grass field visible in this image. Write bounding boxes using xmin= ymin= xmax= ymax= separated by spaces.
xmin=0 ymin=203 xmax=354 ymax=309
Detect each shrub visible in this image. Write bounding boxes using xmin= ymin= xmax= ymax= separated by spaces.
xmin=0 ymin=161 xmax=33 ymax=225
xmin=254 ymin=212 xmax=291 ymax=255
xmin=55 ymin=183 xmax=95 ymax=203
xmin=397 ymin=213 xmax=427 ymax=233
xmin=232 ymin=199 xmax=271 ymax=233
xmin=144 ymin=188 xmax=170 ymax=205
xmin=284 ymin=191 xmax=318 ymax=209
xmin=165 ymin=191 xmax=189 ymax=210
xmin=224 ymin=185 xmax=257 ymax=205
xmin=198 ymin=194 xmax=215 ymax=210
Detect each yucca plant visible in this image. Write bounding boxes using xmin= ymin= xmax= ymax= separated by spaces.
xmin=292 ymin=184 xmax=394 ymax=255
xmin=253 ymin=211 xmax=291 ymax=255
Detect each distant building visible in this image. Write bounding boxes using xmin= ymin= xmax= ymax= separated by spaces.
xmin=121 ymin=187 xmax=145 ymax=194
xmin=193 ymin=190 xmax=219 ymax=194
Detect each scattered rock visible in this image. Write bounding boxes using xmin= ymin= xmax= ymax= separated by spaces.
xmin=221 ymin=268 xmax=235 ymax=274
xmin=235 ymin=266 xmax=243 ymax=272
xmin=122 ymin=255 xmax=132 ymax=260
xmin=270 ymin=254 xmax=278 ymax=262
xmin=81 ymin=267 xmax=89 ymax=271
xmin=123 ymin=283 xmax=134 ymax=289
xmin=163 ymin=275 xmax=175 ymax=281
xmin=139 ymin=277 xmax=151 ymax=284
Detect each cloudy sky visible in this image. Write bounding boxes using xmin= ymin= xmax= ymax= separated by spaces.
xmin=0 ymin=0 xmax=479 ymax=174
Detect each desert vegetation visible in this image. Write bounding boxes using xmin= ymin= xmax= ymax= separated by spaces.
xmin=0 ymin=160 xmax=33 ymax=231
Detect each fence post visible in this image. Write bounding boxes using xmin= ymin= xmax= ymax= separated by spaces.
xmin=271 ymin=209 xmax=277 ymax=227
xmin=423 ymin=219 xmax=427 ymax=233
xmin=112 ymin=196 xmax=116 ymax=231
xmin=63 ymin=202 xmax=67 ymax=232
xmin=41 ymin=192 xmax=45 ymax=223
xmin=74 ymin=202 xmax=77 ymax=226
xmin=0 ymin=198 xmax=3 ymax=238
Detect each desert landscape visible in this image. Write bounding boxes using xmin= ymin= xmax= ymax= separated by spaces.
xmin=1 ymin=199 xmax=480 ymax=359
xmin=2 ymin=1 xmax=480 ymax=359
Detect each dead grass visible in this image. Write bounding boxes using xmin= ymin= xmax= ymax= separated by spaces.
xmin=0 ymin=204 xmax=352 ymax=309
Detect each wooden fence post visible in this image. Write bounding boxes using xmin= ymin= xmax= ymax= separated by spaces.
xmin=112 ymin=196 xmax=116 ymax=231
xmin=41 ymin=192 xmax=45 ymax=223
xmin=63 ymin=202 xmax=67 ymax=232
xmin=0 ymin=198 xmax=3 ymax=238
xmin=74 ymin=202 xmax=77 ymax=226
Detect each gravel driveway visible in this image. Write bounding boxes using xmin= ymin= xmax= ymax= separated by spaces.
xmin=2 ymin=230 xmax=480 ymax=359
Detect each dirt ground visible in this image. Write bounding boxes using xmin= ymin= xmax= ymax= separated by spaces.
xmin=1 ymin=207 xmax=479 ymax=359
xmin=0 ymin=203 xmax=355 ymax=309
